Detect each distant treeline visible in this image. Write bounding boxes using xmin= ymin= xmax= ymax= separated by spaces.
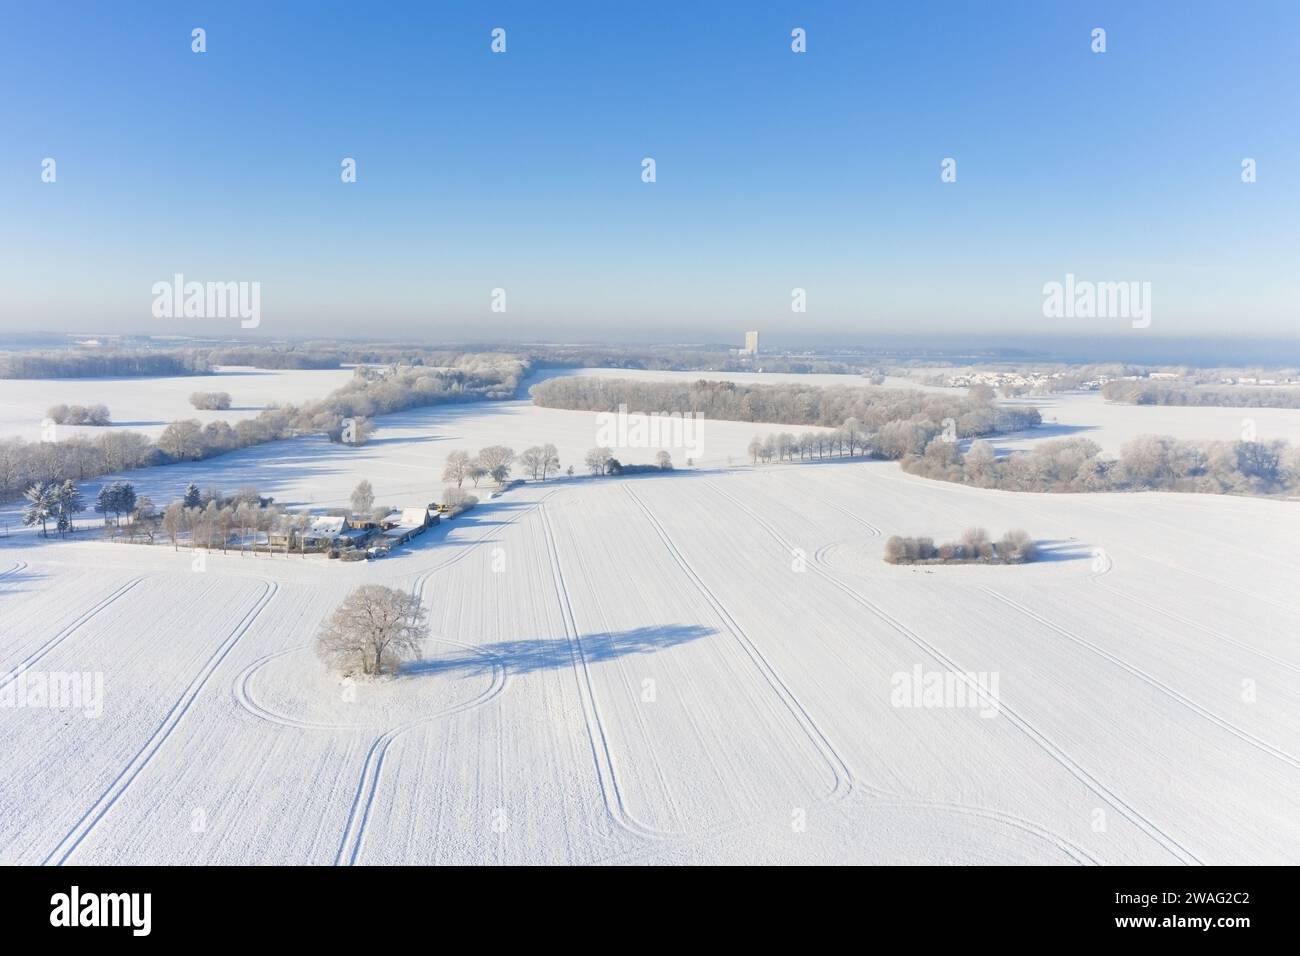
xmin=0 ymin=350 xmax=210 ymax=379
xmin=1101 ymin=380 xmax=1300 ymax=409
xmin=527 ymin=345 xmax=867 ymax=376
xmin=903 ymin=435 xmax=1300 ymax=496
xmin=201 ymin=348 xmax=341 ymax=369
xmin=0 ymin=355 xmax=529 ymax=503
xmin=531 ymin=376 xmax=1042 ymax=437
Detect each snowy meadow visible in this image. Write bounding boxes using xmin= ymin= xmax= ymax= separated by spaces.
xmin=2 ymin=383 xmax=1297 ymax=864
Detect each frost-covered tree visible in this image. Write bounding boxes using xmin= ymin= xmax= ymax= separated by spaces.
xmin=520 ymin=446 xmax=545 ymax=479
xmin=585 ymin=447 xmax=612 ymax=475
xmin=162 ymin=501 xmax=185 ymax=550
xmin=56 ymin=479 xmax=85 ymax=533
xmin=442 ymin=450 xmax=470 ymax=488
xmin=23 ymin=482 xmax=56 ymax=537
xmin=157 ymin=420 xmax=205 ymax=461
xmin=315 ymin=585 xmax=428 ymax=677
xmin=183 ymin=482 xmax=201 ymax=509
xmin=350 ymin=480 xmax=375 ymax=515
xmin=478 ymin=445 xmax=514 ymax=479
xmin=656 ymin=450 xmax=673 ymax=470
xmin=95 ymin=481 xmax=136 ymax=525
xmin=541 ymin=443 xmax=560 ymax=480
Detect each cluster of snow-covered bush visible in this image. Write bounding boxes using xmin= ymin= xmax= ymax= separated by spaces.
xmin=582 ymin=447 xmax=673 ymax=475
xmin=884 ymin=528 xmax=1036 ymax=565
xmin=188 ymin=391 xmax=232 ymax=410
xmin=440 ymin=487 xmax=478 ymax=516
xmin=46 ymin=403 xmax=111 ymax=426
xmin=902 ymin=435 xmax=1300 ymax=496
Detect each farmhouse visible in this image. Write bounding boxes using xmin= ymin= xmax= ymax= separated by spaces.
xmin=380 ymin=506 xmax=438 ymax=546
xmin=268 ymin=514 xmax=361 ymax=550
xmin=303 ymin=515 xmax=351 ymax=548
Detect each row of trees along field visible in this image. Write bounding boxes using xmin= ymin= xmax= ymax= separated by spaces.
xmin=903 ymin=434 xmax=1300 ymax=496
xmin=0 ymin=356 xmax=529 ymax=503
xmin=0 ymin=349 xmax=210 ymax=378
xmin=1101 ymin=380 xmax=1300 ymax=409
xmin=442 ymin=444 xmax=570 ymax=486
xmin=529 ymin=377 xmax=1041 ymax=437
xmin=442 ymin=444 xmax=676 ymax=487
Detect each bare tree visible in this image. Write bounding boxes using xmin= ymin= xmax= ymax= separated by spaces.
xmin=585 ymin=447 xmax=612 ymax=475
xmin=541 ymin=443 xmax=560 ymax=480
xmin=350 ymin=480 xmax=374 ymax=515
xmin=442 ymin=450 xmax=471 ymax=487
xmin=162 ymin=501 xmax=184 ymax=550
xmin=520 ymin=446 xmax=545 ymax=479
xmin=315 ymin=585 xmax=428 ymax=677
xmin=477 ymin=445 xmax=514 ymax=478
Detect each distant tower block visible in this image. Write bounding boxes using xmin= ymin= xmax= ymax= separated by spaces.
xmin=743 ymin=330 xmax=760 ymax=355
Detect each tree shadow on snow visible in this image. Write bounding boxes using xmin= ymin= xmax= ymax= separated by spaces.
xmin=403 ymin=623 xmax=715 ymax=679
xmin=1031 ymin=539 xmax=1094 ymax=562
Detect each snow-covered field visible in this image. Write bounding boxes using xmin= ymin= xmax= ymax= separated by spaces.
xmin=0 ymin=366 xmax=355 ymax=441
xmin=996 ymin=393 xmax=1300 ymax=455
xmin=2 ymin=396 xmax=1298 ymax=864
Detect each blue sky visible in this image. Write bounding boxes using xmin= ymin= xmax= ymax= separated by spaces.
xmin=1 ymin=1 xmax=1297 ymax=346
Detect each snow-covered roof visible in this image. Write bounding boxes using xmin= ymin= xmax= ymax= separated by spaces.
xmin=399 ymin=507 xmax=429 ymax=527
xmin=308 ymin=516 xmax=347 ymax=535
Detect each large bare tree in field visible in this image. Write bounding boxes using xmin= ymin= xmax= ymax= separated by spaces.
xmin=315 ymin=585 xmax=428 ymax=677
xmin=442 ymin=449 xmax=470 ymax=487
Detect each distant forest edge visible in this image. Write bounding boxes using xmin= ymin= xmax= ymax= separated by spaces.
xmin=529 ymin=376 xmax=1042 ymax=439
xmin=0 ymin=345 xmax=529 ymax=378
xmin=1101 ymin=380 xmax=1300 ymax=409
xmin=0 ymin=356 xmax=527 ymax=503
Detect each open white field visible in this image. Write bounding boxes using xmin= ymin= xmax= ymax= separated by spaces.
xmin=2 ymin=398 xmax=1297 ymax=864
xmin=0 ymin=366 xmax=355 ymax=442
xmin=996 ymin=393 xmax=1300 ymax=455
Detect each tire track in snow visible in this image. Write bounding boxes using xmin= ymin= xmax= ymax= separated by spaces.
xmin=982 ymin=586 xmax=1300 ymax=772
xmin=1091 ymin=579 xmax=1300 ymax=677
xmin=538 ymin=500 xmax=673 ymax=841
xmin=333 ymin=493 xmax=555 ymax=864
xmin=410 ymin=491 xmax=558 ymax=597
xmin=0 ymin=560 xmax=28 ymax=581
xmin=623 ymin=485 xmax=856 ymax=803
xmin=0 ymin=577 xmax=144 ymax=691
xmin=564 ymin=521 xmax=692 ymax=833
xmin=706 ymin=480 xmax=1194 ymax=866
xmin=1121 ymin=546 xmax=1300 ymax=617
xmin=44 ymin=580 xmax=278 ymax=866
xmin=234 ymin=646 xmax=359 ymax=731
xmin=333 ymin=640 xmax=507 ymax=866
